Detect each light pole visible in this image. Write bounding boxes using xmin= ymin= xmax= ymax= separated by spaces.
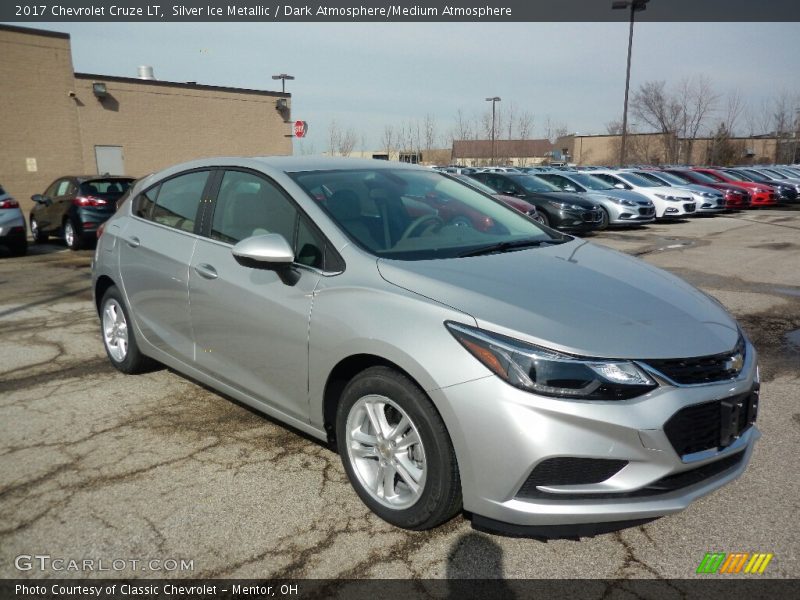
xmin=271 ymin=73 xmax=295 ymax=93
xmin=612 ymin=0 xmax=649 ymax=167
xmin=485 ymin=96 xmax=501 ymax=165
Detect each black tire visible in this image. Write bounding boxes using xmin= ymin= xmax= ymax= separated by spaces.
xmin=99 ymin=285 xmax=154 ymax=374
xmin=335 ymin=366 xmax=462 ymax=530
xmin=538 ymin=211 xmax=550 ymax=228
xmin=30 ymin=217 xmax=47 ymax=243
xmin=64 ymin=219 xmax=82 ymax=250
xmin=598 ymin=207 xmax=610 ymax=231
xmin=9 ymin=239 xmax=28 ymax=257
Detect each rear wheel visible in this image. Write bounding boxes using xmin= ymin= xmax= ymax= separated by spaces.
xmin=64 ymin=219 xmax=82 ymax=250
xmin=30 ymin=217 xmax=47 ymax=243
xmin=100 ymin=286 xmax=154 ymax=374
xmin=336 ymin=366 xmax=462 ymax=530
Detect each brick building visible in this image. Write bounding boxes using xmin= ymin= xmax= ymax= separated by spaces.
xmin=0 ymin=25 xmax=292 ymax=216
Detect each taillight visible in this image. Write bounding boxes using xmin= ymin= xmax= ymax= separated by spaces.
xmin=73 ymin=196 xmax=108 ymax=207
xmin=97 ymin=222 xmax=106 ymax=239
xmin=0 ymin=199 xmax=19 ymax=209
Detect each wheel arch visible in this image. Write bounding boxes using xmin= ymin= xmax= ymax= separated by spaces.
xmin=94 ymin=275 xmax=116 ymax=315
xmin=322 ymin=353 xmax=425 ymax=447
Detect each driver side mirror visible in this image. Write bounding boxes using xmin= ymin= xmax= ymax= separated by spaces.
xmin=232 ymin=233 xmax=300 ymax=285
xmin=31 ymin=194 xmax=47 ymax=203
xmin=563 ymin=185 xmax=577 ymax=192
xmin=614 ymin=183 xmax=627 ymax=190
xmin=232 ymin=233 xmax=294 ymax=269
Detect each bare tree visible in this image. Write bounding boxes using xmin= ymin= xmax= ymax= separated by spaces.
xmin=337 ymin=126 xmax=358 ymax=157
xmin=676 ymin=75 xmax=719 ymax=163
xmin=542 ymin=116 xmax=569 ymax=144
xmin=328 ymin=119 xmax=341 ymax=156
xmin=381 ymin=125 xmax=395 ymax=158
xmin=517 ymin=110 xmax=534 ymax=140
xmin=451 ymin=108 xmax=473 ymax=142
xmin=630 ymin=81 xmax=683 ymax=162
xmin=723 ymin=89 xmax=745 ymax=136
xmin=423 ymin=113 xmax=437 ymax=152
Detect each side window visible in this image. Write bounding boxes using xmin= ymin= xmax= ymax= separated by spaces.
xmin=132 ymin=184 xmax=160 ymax=219
xmin=44 ymin=180 xmax=61 ymax=198
xmin=210 ymin=170 xmax=297 ymax=245
xmin=55 ymin=180 xmax=71 ymax=197
xmin=544 ymin=175 xmax=567 ymax=190
xmin=595 ymin=174 xmax=617 ymax=187
xmin=151 ymin=171 xmax=209 ymax=232
xmin=295 ymin=217 xmax=325 ymax=269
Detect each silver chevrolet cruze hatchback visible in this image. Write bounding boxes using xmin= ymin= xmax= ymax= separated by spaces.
xmin=92 ymin=157 xmax=760 ymax=535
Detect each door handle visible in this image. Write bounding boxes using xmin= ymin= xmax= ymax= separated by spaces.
xmin=194 ymin=263 xmax=218 ymax=280
xmin=126 ymin=236 xmax=140 ymax=248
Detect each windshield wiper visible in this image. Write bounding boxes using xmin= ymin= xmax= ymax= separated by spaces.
xmin=458 ymin=238 xmax=564 ymax=258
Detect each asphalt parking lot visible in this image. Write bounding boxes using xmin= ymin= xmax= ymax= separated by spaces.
xmin=1 ymin=209 xmax=798 ymax=580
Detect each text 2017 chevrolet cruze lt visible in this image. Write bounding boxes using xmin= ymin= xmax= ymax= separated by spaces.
xmin=92 ymin=157 xmax=760 ymax=535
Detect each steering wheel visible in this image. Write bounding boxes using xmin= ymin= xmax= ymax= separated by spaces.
xmin=399 ymin=215 xmax=444 ymax=242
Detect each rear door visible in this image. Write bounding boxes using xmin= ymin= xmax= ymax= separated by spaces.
xmin=188 ymin=168 xmax=327 ymax=421
xmin=118 ymin=169 xmax=212 ymax=362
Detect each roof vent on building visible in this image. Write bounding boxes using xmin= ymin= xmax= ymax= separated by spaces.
xmin=137 ymin=65 xmax=156 ymax=80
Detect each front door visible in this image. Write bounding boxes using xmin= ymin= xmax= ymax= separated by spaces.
xmin=189 ymin=169 xmax=323 ymax=421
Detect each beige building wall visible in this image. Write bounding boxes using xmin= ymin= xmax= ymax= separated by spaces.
xmin=1 ymin=25 xmax=292 ymax=218
xmin=72 ymin=75 xmax=292 ymax=180
xmin=0 ymin=27 xmax=84 ymax=215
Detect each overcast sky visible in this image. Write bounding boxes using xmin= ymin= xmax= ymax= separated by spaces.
xmin=26 ymin=22 xmax=800 ymax=152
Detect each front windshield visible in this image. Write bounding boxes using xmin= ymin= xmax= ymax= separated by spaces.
xmin=568 ymin=173 xmax=614 ymax=190
xmin=642 ymin=170 xmax=683 ymax=186
xmin=453 ymin=175 xmax=497 ymax=195
xmin=512 ymin=175 xmax=562 ymax=193
xmin=679 ymin=170 xmax=717 ymax=184
xmin=633 ymin=171 xmax=671 ymax=186
xmin=697 ymin=170 xmax=726 ymax=182
xmin=290 ymin=168 xmax=562 ymax=261
xmin=617 ymin=172 xmax=660 ymax=188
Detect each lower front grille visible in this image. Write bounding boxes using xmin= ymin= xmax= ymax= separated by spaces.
xmin=516 ymin=457 xmax=628 ymax=499
xmin=516 ymin=451 xmax=745 ymax=501
xmin=663 ymin=387 xmax=758 ymax=456
xmin=684 ymin=203 xmax=696 ymax=212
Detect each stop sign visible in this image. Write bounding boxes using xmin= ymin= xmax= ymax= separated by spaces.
xmin=294 ymin=120 xmax=308 ymax=138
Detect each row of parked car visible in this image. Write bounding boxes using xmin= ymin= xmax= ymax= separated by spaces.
xmin=432 ymin=164 xmax=800 ymax=232
xmin=1 ymin=163 xmax=798 ymax=256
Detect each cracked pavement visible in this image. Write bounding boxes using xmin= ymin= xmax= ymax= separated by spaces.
xmin=1 ymin=210 xmax=798 ymax=580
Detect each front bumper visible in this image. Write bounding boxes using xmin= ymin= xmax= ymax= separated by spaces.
xmin=430 ymin=342 xmax=759 ymax=529
xmin=608 ymin=204 xmax=656 ymax=225
xmin=553 ymin=208 xmax=602 ymax=231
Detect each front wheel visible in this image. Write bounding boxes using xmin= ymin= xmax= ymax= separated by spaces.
xmin=336 ymin=366 xmax=462 ymax=530
xmin=537 ymin=210 xmax=551 ymax=228
xmin=597 ymin=207 xmax=610 ymax=230
xmin=100 ymin=286 xmax=154 ymax=374
xmin=30 ymin=217 xmax=47 ymax=243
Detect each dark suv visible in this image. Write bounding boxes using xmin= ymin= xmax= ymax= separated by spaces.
xmin=30 ymin=176 xmax=134 ymax=249
xmin=469 ymin=172 xmax=602 ymax=231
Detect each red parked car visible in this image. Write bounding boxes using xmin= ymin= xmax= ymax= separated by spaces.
xmin=692 ymin=168 xmax=777 ymax=207
xmin=660 ymin=169 xmax=751 ymax=209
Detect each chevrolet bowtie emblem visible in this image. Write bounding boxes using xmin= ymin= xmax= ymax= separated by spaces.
xmin=725 ymin=353 xmax=744 ymax=373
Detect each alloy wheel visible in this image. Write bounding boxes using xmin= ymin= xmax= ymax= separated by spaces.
xmin=103 ymin=299 xmax=129 ymax=362
xmin=345 ymin=394 xmax=427 ymax=510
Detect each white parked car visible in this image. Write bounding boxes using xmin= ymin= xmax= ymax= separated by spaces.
xmin=590 ymin=170 xmax=696 ymax=219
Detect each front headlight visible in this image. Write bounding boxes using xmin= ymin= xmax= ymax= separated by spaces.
xmin=446 ymin=322 xmax=657 ymax=400
xmin=701 ymin=191 xmax=715 ymax=198
xmin=607 ymin=196 xmax=637 ymax=206
xmin=654 ymin=193 xmax=680 ymax=201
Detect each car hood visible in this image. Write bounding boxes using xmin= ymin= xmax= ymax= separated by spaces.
xmin=524 ymin=191 xmax=599 ymax=208
xmin=376 ymin=239 xmax=739 ymax=359
xmin=681 ymin=184 xmax=724 ymax=196
xmin=584 ymin=189 xmax=652 ymax=205
xmin=635 ymin=185 xmax=693 ymax=200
